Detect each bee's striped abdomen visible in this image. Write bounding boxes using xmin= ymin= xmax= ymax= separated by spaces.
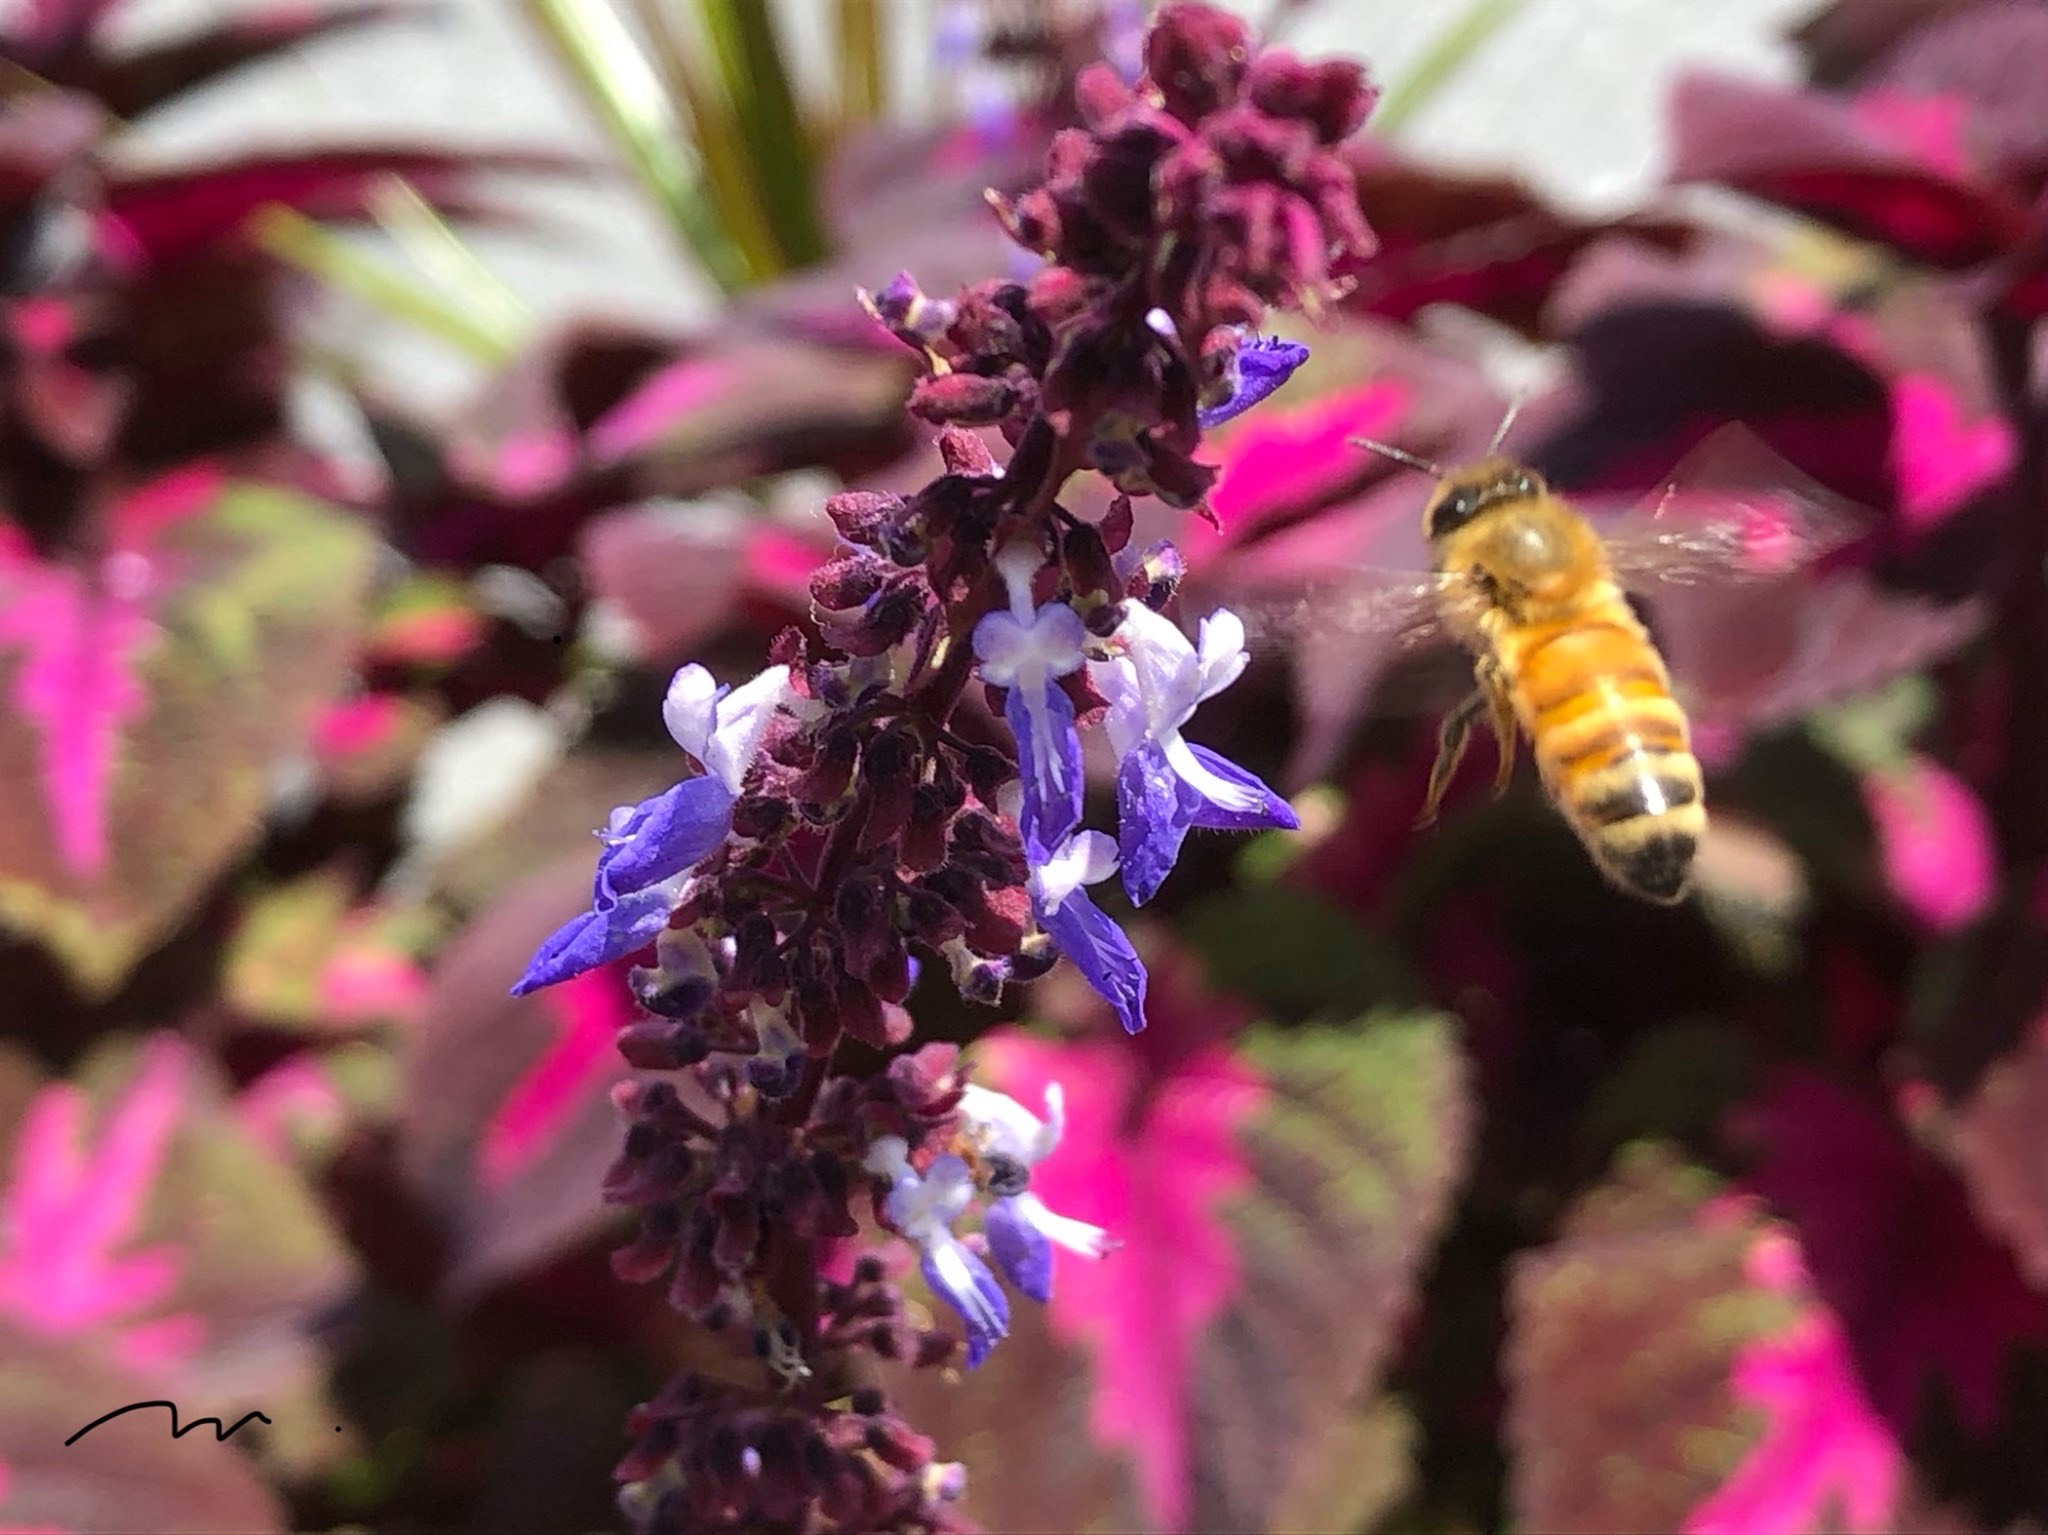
xmin=1505 ymin=600 xmax=1706 ymax=904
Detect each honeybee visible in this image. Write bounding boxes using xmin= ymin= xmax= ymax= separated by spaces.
xmin=1241 ymin=412 xmax=1860 ymax=905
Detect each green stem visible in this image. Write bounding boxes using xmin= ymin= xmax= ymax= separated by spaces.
xmin=368 ymin=176 xmax=532 ymax=344
xmin=627 ymin=0 xmax=785 ymax=283
xmin=698 ymin=0 xmax=829 ymax=268
xmin=1373 ymin=0 xmax=1528 ymax=138
xmin=250 ymin=206 xmax=517 ymax=364
xmin=519 ymin=0 xmax=748 ymax=292
xmin=835 ymin=0 xmax=886 ymax=124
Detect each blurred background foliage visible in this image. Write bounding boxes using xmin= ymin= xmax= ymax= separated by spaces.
xmin=2 ymin=0 xmax=2048 ymax=1532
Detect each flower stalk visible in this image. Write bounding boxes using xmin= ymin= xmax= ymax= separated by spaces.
xmin=510 ymin=7 xmax=1378 ymax=1529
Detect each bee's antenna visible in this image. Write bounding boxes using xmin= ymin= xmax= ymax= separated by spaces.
xmin=1348 ymin=437 xmax=1443 ymax=477
xmin=1487 ymin=389 xmax=1528 ymax=455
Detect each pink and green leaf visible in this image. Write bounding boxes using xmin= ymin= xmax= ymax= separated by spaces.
xmin=901 ymin=995 xmax=1470 ymax=1533
xmin=0 ymin=1034 xmax=356 ymax=1476
xmin=0 ymin=477 xmax=376 ymax=994
xmin=1505 ymin=1142 xmax=1907 ymax=1534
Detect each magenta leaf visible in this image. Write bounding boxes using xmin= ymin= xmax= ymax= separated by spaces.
xmin=895 ymin=956 xmax=1471 ymax=1533
xmin=1731 ymin=1070 xmax=2048 ymax=1433
xmin=1889 ymin=372 xmax=2017 ymax=532
xmin=1506 ymin=1143 xmax=1907 ymax=1534
xmin=1861 ymin=754 xmax=1996 ymax=932
xmin=0 ymin=477 xmax=376 ymax=994
xmin=222 ymin=866 xmax=431 ymax=1032
xmin=400 ymin=857 xmax=677 ymax=1296
xmin=1667 ymin=72 xmax=2034 ymax=267
xmin=100 ymin=146 xmax=577 ymax=269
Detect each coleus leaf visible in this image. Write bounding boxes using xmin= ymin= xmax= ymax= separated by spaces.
xmin=1730 ymin=1069 xmax=2048 ymax=1433
xmin=1667 ymin=72 xmax=2034 ymax=267
xmin=0 ymin=1032 xmax=357 ymax=1478
xmin=1505 ymin=1141 xmax=1907 ymax=1534
xmin=84 ymin=2 xmax=410 ymax=122
xmin=0 ymin=1317 xmax=284 ymax=1534
xmin=399 ymin=861 xmax=649 ymax=1297
xmin=1923 ymin=1011 xmax=2048 ymax=1293
xmin=898 ymin=951 xmax=1470 ymax=1533
xmin=222 ymin=866 xmax=433 ymax=1033
xmin=101 ymin=146 xmax=576 ymax=270
xmin=0 ymin=473 xmax=376 ymax=994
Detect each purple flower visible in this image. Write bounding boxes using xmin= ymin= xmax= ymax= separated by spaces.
xmin=1026 ymin=829 xmax=1148 ymax=1034
xmin=1091 ymin=604 xmax=1298 ymax=906
xmin=1197 ymin=333 xmax=1311 ymax=430
xmin=511 ymin=662 xmax=789 ymax=995
xmin=973 ymin=542 xmax=1088 ymax=850
xmin=959 ymin=1082 xmax=1111 ymax=1304
xmin=866 ymin=1137 xmax=1010 ymax=1367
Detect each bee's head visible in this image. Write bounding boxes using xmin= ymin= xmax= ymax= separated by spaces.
xmin=1422 ymin=456 xmax=1547 ymax=541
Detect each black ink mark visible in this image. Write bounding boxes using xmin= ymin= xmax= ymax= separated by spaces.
xmin=64 ymin=1400 xmax=272 ymax=1448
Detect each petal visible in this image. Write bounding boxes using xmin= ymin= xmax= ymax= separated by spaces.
xmin=661 ymin=663 xmax=721 ymax=758
xmin=1039 ymin=885 xmax=1148 ymax=1034
xmin=971 ymin=608 xmax=1031 ymax=680
xmin=1193 ymin=609 xmax=1250 ymax=701
xmin=1116 ymin=740 xmax=1194 ymax=907
xmin=705 ymin=663 xmax=790 ymax=794
xmin=1028 ymin=828 xmax=1118 ymax=911
xmin=1115 ymin=602 xmax=1204 ymax=736
xmin=1014 ymin=1190 xmax=1112 ymax=1261
xmin=1006 ymin=680 xmax=1082 ymax=851
xmin=509 ymin=883 xmax=676 ymax=996
xmin=923 ymin=1238 xmax=1010 ymax=1367
xmin=1181 ymin=744 xmax=1300 ymax=833
xmin=1089 ymin=651 xmax=1149 ymax=759
xmin=1197 ymin=336 xmax=1311 ymax=430
xmin=1163 ymin=731 xmax=1266 ymax=816
xmin=599 ymin=776 xmax=735 ymax=894
xmin=958 ymin=1083 xmax=1050 ymax=1163
xmin=984 ymin=1195 xmax=1054 ymax=1303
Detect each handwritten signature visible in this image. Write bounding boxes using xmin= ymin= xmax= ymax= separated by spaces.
xmin=64 ymin=1400 xmax=272 ymax=1448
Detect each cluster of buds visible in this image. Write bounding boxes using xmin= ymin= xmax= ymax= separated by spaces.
xmin=511 ymin=6 xmax=1378 ymax=1530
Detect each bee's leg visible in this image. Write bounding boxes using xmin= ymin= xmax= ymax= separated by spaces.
xmin=1478 ymin=660 xmax=1518 ymax=797
xmin=1417 ymin=688 xmax=1487 ymax=828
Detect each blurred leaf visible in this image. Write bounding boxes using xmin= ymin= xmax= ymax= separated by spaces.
xmin=1505 ymin=1142 xmax=1906 ymax=1534
xmin=0 ymin=1317 xmax=284 ymax=1534
xmin=1667 ymin=72 xmax=2033 ymax=267
xmin=1731 ymin=1070 xmax=2048 ymax=1432
xmin=696 ymin=0 xmax=827 ymax=270
xmin=86 ymin=1 xmax=410 ymax=121
xmin=1930 ymin=1015 xmax=2048 ymax=1293
xmin=0 ymin=1033 xmax=357 ymax=1477
xmin=224 ymin=868 xmax=432 ymax=1033
xmin=104 ymin=146 xmax=577 ymax=270
xmin=1372 ymin=0 xmax=1528 ymax=137
xmin=399 ymin=861 xmax=644 ymax=1297
xmin=911 ymin=1008 xmax=1470 ymax=1533
xmin=519 ymin=0 xmax=744 ymax=291
xmin=0 ymin=476 xmax=376 ymax=995
xmin=1178 ymin=885 xmax=1410 ymax=1016
xmin=1268 ymin=1394 xmax=1416 ymax=1535
xmin=834 ymin=0 xmax=886 ymax=124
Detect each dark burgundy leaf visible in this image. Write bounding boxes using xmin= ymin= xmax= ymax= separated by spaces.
xmin=1668 ymin=72 xmax=2034 ymax=266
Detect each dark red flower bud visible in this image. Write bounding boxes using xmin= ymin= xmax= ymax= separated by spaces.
xmin=730 ymin=914 xmax=783 ymax=992
xmin=935 ymin=424 xmax=998 ymax=477
xmin=824 ymin=489 xmax=903 ymax=546
xmin=809 ymin=551 xmax=888 ymax=611
xmin=857 ymin=727 xmax=920 ymax=851
xmin=833 ymin=873 xmax=891 ymax=972
xmin=730 ymin=793 xmax=793 ymax=841
xmin=1247 ymin=51 xmax=1377 ymax=144
xmin=908 ymin=370 xmax=1018 ymax=427
xmin=1145 ymin=2 xmax=1253 ymax=123
xmin=794 ymin=723 xmax=859 ymax=807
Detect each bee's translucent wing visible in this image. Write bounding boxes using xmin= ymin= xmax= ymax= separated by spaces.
xmin=1234 ymin=567 xmax=1477 ymax=657
xmin=1591 ymin=424 xmax=1872 ymax=590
